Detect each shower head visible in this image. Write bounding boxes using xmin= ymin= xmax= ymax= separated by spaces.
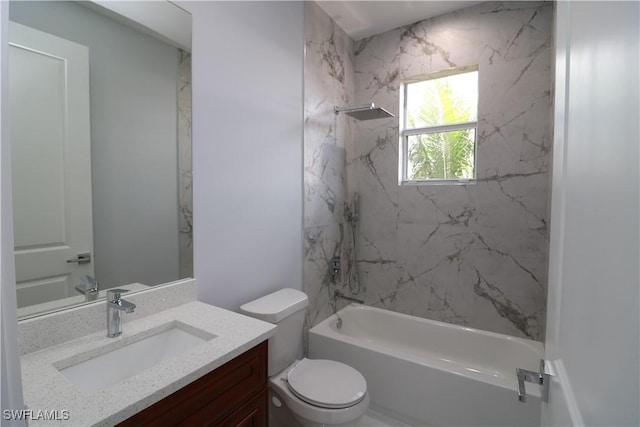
xmin=334 ymin=103 xmax=395 ymax=120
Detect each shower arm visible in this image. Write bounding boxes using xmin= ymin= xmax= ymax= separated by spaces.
xmin=334 ymin=103 xmax=376 ymax=115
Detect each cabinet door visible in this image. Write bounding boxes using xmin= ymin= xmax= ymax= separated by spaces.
xmin=218 ymin=390 xmax=268 ymax=427
xmin=176 ymin=387 xmax=267 ymax=427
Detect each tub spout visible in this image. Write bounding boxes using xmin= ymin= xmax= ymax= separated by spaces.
xmin=334 ymin=290 xmax=364 ymax=304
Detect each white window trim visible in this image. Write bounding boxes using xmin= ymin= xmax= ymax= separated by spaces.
xmin=398 ymin=66 xmax=479 ymax=186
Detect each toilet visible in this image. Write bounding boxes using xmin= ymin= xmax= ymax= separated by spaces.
xmin=240 ymin=288 xmax=369 ymax=427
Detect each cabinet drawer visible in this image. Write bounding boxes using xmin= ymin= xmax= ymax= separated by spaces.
xmin=118 ymin=341 xmax=267 ymax=427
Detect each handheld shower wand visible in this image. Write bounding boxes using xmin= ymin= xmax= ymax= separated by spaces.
xmin=351 ymin=192 xmax=360 ymax=224
xmin=348 ymin=192 xmax=361 ymax=296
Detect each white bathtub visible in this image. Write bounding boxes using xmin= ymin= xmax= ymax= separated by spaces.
xmin=308 ymin=305 xmax=544 ymax=427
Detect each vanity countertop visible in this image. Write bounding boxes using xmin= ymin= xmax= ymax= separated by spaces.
xmin=19 ymin=301 xmax=276 ymax=426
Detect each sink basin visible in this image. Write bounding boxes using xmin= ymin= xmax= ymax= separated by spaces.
xmin=59 ymin=323 xmax=214 ymax=394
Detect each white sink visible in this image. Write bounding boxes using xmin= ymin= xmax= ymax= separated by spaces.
xmin=59 ymin=323 xmax=215 ymax=394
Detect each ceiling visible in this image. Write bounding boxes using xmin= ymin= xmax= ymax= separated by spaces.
xmin=316 ymin=1 xmax=483 ymax=40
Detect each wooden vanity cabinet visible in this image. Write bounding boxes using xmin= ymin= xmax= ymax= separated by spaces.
xmin=118 ymin=341 xmax=268 ymax=427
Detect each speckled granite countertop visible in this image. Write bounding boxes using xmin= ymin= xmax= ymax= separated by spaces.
xmin=20 ymin=301 xmax=275 ymax=426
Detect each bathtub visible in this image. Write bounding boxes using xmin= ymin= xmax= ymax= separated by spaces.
xmin=308 ymin=304 xmax=544 ymax=427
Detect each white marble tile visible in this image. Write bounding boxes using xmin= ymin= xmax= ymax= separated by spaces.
xmin=178 ymin=50 xmax=193 ymax=279
xmin=304 ymin=2 xmax=356 ymax=329
xmin=305 ymin=1 xmax=552 ymax=341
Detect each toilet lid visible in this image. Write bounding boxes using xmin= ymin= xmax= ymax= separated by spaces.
xmin=286 ymin=358 xmax=367 ymax=409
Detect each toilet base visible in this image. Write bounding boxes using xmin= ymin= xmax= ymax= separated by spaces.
xmin=269 ymin=389 xmax=302 ymax=427
xmin=269 ymin=388 xmax=367 ymax=427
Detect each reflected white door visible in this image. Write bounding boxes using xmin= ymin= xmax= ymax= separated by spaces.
xmin=9 ymin=22 xmax=93 ymax=307
xmin=542 ymin=2 xmax=639 ymax=426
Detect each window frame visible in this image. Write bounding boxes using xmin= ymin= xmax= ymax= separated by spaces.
xmin=398 ymin=65 xmax=479 ymax=186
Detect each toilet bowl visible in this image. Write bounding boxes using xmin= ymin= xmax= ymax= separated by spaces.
xmin=239 ymin=288 xmax=369 ymax=427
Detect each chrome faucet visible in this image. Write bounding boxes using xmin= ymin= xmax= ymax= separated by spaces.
xmin=74 ymin=275 xmax=99 ymax=302
xmin=106 ymin=289 xmax=136 ymax=337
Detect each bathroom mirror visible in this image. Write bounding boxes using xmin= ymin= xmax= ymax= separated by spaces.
xmin=8 ymin=1 xmax=192 ymax=319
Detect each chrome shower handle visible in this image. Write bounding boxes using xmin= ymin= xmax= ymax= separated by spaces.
xmin=516 ymin=368 xmax=540 ymax=402
xmin=516 ymin=359 xmax=551 ymax=403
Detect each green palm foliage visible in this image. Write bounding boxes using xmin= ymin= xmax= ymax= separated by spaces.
xmin=406 ymin=75 xmax=476 ymax=180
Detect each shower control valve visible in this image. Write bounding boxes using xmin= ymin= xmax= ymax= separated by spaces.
xmin=330 ymin=256 xmax=341 ymax=284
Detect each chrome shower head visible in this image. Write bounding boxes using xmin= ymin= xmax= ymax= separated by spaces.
xmin=334 ymin=103 xmax=395 ymax=120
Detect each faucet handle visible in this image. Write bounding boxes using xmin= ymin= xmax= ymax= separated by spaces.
xmin=107 ymin=288 xmax=129 ymax=301
xmin=84 ymin=275 xmax=99 ymax=291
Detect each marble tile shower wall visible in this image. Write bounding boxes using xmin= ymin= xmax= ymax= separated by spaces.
xmin=304 ymin=2 xmax=355 ymax=328
xmin=347 ymin=1 xmax=552 ymax=340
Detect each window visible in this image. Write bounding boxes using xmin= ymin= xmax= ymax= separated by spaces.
xmin=399 ymin=66 xmax=478 ymax=184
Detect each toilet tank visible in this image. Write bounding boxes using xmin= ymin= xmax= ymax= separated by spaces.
xmin=239 ymin=288 xmax=308 ymax=376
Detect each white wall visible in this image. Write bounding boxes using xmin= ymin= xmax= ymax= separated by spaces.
xmin=10 ymin=1 xmax=180 ymax=289
xmin=180 ymin=1 xmax=304 ymax=310
xmin=544 ymin=1 xmax=639 ymax=426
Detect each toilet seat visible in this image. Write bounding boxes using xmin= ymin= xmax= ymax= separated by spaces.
xmin=286 ymin=358 xmax=367 ymax=409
